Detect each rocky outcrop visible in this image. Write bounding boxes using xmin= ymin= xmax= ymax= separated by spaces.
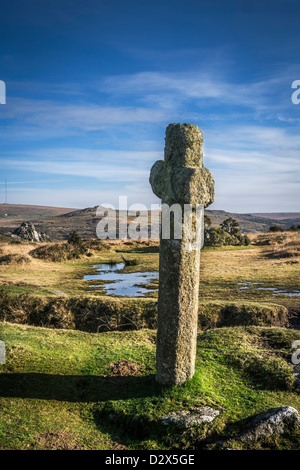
xmin=239 ymin=406 xmax=300 ymax=441
xmin=12 ymin=222 xmax=50 ymax=242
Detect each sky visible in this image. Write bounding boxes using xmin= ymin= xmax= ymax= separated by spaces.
xmin=0 ymin=0 xmax=300 ymax=212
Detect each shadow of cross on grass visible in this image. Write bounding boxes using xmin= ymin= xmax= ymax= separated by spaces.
xmin=0 ymin=373 xmax=161 ymax=402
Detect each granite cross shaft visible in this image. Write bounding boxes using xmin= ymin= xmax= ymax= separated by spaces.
xmin=150 ymin=123 xmax=215 ymax=385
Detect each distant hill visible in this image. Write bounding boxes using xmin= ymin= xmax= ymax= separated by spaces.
xmin=205 ymin=210 xmax=300 ymax=234
xmin=249 ymin=212 xmax=300 ymax=228
xmin=250 ymin=212 xmax=300 ymax=220
xmin=0 ymin=204 xmax=77 ymax=229
xmin=0 ymin=204 xmax=299 ymax=240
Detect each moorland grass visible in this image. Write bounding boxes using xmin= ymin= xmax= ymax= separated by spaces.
xmin=0 ymin=288 xmax=289 ymax=332
xmin=1 ymin=322 xmax=300 ymax=449
xmin=0 ymin=233 xmax=299 ymax=450
xmin=0 ymin=235 xmax=299 ymax=319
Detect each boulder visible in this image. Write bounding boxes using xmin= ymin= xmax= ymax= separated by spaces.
xmin=239 ymin=406 xmax=300 ymax=441
xmin=159 ymin=406 xmax=220 ymax=429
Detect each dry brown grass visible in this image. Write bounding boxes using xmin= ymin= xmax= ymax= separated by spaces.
xmin=0 ymin=242 xmax=35 ymax=265
xmin=0 ymin=239 xmax=160 ymax=297
xmin=249 ymin=231 xmax=300 ymax=259
xmin=0 ymin=254 xmax=31 ymax=265
xmin=0 ymin=241 xmax=39 ymax=256
xmin=250 ymin=230 xmax=299 ymax=246
xmin=0 ymin=237 xmax=299 ymax=314
xmin=269 ymin=240 xmax=300 ymax=259
xmin=0 ymin=241 xmax=83 ymax=294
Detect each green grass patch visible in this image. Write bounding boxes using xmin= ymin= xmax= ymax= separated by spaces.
xmin=1 ymin=323 xmax=300 ymax=449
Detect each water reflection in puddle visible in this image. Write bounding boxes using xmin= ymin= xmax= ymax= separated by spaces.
xmin=84 ymin=263 xmax=159 ymax=297
xmin=238 ymin=282 xmax=300 ymax=297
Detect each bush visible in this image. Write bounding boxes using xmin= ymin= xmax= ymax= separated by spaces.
xmin=0 ymin=254 xmax=31 ymax=265
xmin=9 ymin=239 xmax=23 ymax=245
xmin=206 ymin=228 xmax=250 ymax=247
xmin=205 ymin=218 xmax=251 ymax=247
xmin=289 ymin=225 xmax=300 ymax=232
xmin=68 ymin=231 xmax=82 ymax=246
xmin=243 ymin=235 xmax=251 ymax=246
xmin=220 ymin=217 xmax=241 ymax=236
xmin=206 ymin=227 xmax=233 ymax=246
xmin=269 ymin=226 xmax=284 ymax=232
xmin=30 ymin=242 xmax=87 ymax=262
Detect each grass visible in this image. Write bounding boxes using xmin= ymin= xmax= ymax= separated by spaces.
xmin=250 ymin=231 xmax=299 ymax=247
xmin=0 ymin=288 xmax=288 ymax=332
xmin=0 ymin=239 xmax=158 ymax=296
xmin=121 ymin=254 xmax=140 ymax=266
xmin=0 ymin=233 xmax=299 ymax=316
xmin=1 ymin=322 xmax=300 ymax=449
xmin=199 ymin=234 xmax=300 ymax=313
xmin=0 ymin=289 xmax=158 ymax=331
xmin=0 ymin=254 xmax=31 ymax=265
xmin=0 ymin=231 xmax=299 ymax=449
xmin=265 ymin=235 xmax=300 ymax=259
xmin=198 ymin=300 xmax=288 ymax=330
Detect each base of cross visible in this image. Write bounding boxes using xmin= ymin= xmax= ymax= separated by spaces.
xmin=155 ymin=238 xmax=200 ymax=385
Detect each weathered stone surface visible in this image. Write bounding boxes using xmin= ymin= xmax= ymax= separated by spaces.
xmin=12 ymin=222 xmax=50 ymax=242
xmin=239 ymin=406 xmax=300 ymax=441
xmin=149 ymin=123 xmax=214 ymax=385
xmin=292 ymin=362 xmax=300 ymax=387
xmin=150 ymin=124 xmax=214 ymax=206
xmin=160 ymin=406 xmax=220 ymax=429
xmin=0 ymin=340 xmax=5 ymax=365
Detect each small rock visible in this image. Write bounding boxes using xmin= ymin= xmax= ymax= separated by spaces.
xmin=159 ymin=406 xmax=220 ymax=429
xmin=239 ymin=406 xmax=300 ymax=441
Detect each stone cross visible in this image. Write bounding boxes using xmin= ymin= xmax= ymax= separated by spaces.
xmin=149 ymin=123 xmax=215 ymax=385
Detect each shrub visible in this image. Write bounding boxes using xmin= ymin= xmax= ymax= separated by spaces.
xmin=269 ymin=226 xmax=284 ymax=232
xmin=68 ymin=231 xmax=82 ymax=246
xmin=205 ymin=218 xmax=251 ymax=247
xmin=30 ymin=242 xmax=87 ymax=262
xmin=220 ymin=217 xmax=241 ymax=236
xmin=0 ymin=254 xmax=31 ymax=265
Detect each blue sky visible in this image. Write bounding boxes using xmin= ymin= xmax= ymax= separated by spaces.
xmin=0 ymin=0 xmax=300 ymax=212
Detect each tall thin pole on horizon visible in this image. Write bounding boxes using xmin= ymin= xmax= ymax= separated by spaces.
xmin=5 ymin=179 xmax=7 ymax=204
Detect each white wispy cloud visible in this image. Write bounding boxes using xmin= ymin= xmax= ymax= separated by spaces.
xmin=2 ymin=121 xmax=299 ymax=212
xmin=0 ymin=147 xmax=163 ymax=184
xmin=101 ymin=70 xmax=294 ymax=114
xmin=0 ymin=97 xmax=172 ymax=131
xmin=1 ymin=64 xmax=299 ymax=211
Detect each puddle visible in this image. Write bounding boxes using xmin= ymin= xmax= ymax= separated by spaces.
xmin=84 ymin=263 xmax=158 ymax=297
xmin=238 ymin=282 xmax=300 ymax=297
